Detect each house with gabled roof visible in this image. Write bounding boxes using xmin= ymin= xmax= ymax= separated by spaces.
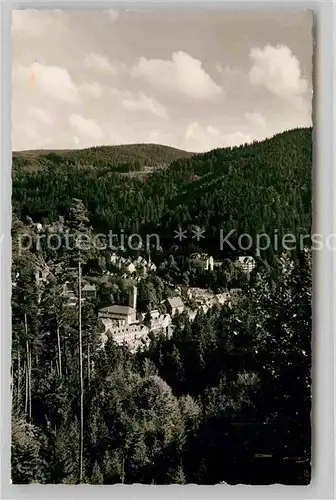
xmin=166 ymin=296 xmax=184 ymax=316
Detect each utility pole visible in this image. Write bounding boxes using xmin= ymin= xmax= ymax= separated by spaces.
xmin=78 ymin=254 xmax=84 ymax=483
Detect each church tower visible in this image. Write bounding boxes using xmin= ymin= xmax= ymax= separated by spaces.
xmin=129 ymin=285 xmax=137 ymax=311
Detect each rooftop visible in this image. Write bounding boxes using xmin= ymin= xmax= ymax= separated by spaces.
xmin=189 ymin=253 xmax=211 ymax=260
xmin=167 ymin=296 xmax=184 ymax=309
xmin=82 ymin=284 xmax=96 ymax=291
xmin=99 ymin=305 xmax=134 ymax=315
xmin=237 ymin=256 xmax=255 ymax=263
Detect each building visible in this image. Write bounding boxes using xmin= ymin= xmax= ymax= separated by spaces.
xmin=110 ymin=252 xmax=118 ymax=265
xmin=62 ymin=282 xmax=78 ymax=307
xmin=34 ymin=264 xmax=49 ymax=284
xmin=187 ymin=287 xmax=213 ymax=302
xmin=123 ymin=262 xmax=136 ymax=274
xmin=166 ymin=296 xmax=184 ymax=316
xmin=134 ymin=254 xmax=157 ymax=276
xmin=189 ymin=253 xmax=214 ymax=271
xmin=63 ymin=281 xmax=97 ymax=307
xmin=99 ymin=286 xmax=137 ymax=325
xmin=98 ymin=286 xmax=148 ymax=350
xmin=185 ymin=307 xmax=198 ymax=322
xmin=99 ymin=304 xmax=135 ymax=326
xmin=187 ymin=287 xmax=231 ymax=311
xmin=102 ymin=323 xmax=150 ymax=352
xmin=235 ymin=256 xmax=256 ymax=274
xmin=82 ymin=284 xmax=97 ymax=299
xmin=215 ymin=292 xmax=231 ymax=305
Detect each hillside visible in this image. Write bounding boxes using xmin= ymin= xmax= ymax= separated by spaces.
xmin=12 ymin=143 xmax=195 ymax=173
xmin=12 ymin=127 xmax=312 ymax=258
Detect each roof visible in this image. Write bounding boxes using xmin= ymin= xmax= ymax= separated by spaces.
xmin=230 ymin=288 xmax=242 ymax=294
xmin=99 ymin=305 xmax=134 ymax=315
xmin=190 ymin=253 xmax=211 ymax=261
xmin=238 ymin=256 xmax=255 ymax=263
xmin=82 ymin=284 xmax=96 ymax=291
xmin=167 ymin=297 xmax=184 ymax=309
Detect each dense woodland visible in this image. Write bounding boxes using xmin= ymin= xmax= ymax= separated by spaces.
xmin=11 ymin=128 xmax=312 ymax=484
xmin=13 ymin=128 xmax=312 ymax=259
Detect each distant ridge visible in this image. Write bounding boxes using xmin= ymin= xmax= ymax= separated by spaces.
xmin=12 ymin=143 xmax=195 ymax=173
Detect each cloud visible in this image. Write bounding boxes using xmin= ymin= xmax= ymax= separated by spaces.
xmin=185 ymin=122 xmax=220 ymax=141
xmin=121 ymin=93 xmax=168 ymax=118
xmin=13 ymin=117 xmax=54 ymax=150
xmin=222 ymin=131 xmax=253 ymax=147
xmin=105 ymin=9 xmax=119 ymax=22
xmin=27 ymin=107 xmax=53 ymax=125
xmin=183 ymin=122 xmax=221 ymax=152
xmin=248 ymin=44 xmax=308 ymax=99
xmin=79 ymin=82 xmax=105 ymax=99
xmin=12 ymin=9 xmax=66 ymax=37
xmin=131 ymin=51 xmax=223 ymax=100
xmin=216 ymin=64 xmax=241 ymax=78
xmin=69 ymin=114 xmax=103 ymax=139
xmin=13 ymin=62 xmax=79 ymax=103
xmin=84 ymin=53 xmax=117 ymax=75
xmin=245 ymin=112 xmax=266 ymax=128
xmin=183 ymin=122 xmax=253 ymax=152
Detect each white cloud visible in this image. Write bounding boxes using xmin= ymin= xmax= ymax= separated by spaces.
xmin=12 ymin=9 xmax=65 ymax=37
xmin=249 ymin=44 xmax=308 ymax=99
xmin=79 ymin=82 xmax=105 ymax=99
xmin=17 ymin=120 xmax=39 ymax=140
xmin=131 ymin=51 xmax=223 ymax=100
xmin=183 ymin=122 xmax=252 ymax=152
xmin=105 ymin=9 xmax=119 ymax=22
xmin=121 ymin=93 xmax=168 ymax=118
xmin=13 ymin=118 xmax=54 ymax=150
xmin=222 ymin=131 xmax=252 ymax=147
xmin=185 ymin=122 xmax=220 ymax=141
xmin=13 ymin=62 xmax=79 ymax=103
xmin=69 ymin=114 xmax=103 ymax=139
xmin=84 ymin=53 xmax=117 ymax=75
xmin=183 ymin=122 xmax=221 ymax=152
xmin=27 ymin=107 xmax=53 ymax=125
xmin=245 ymin=112 xmax=266 ymax=128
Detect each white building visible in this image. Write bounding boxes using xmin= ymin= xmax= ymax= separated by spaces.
xmin=189 ymin=253 xmax=214 ymax=271
xmin=98 ymin=286 xmax=152 ymax=350
xmin=166 ymin=296 xmax=184 ymax=316
xmin=235 ymin=256 xmax=256 ymax=274
xmin=82 ymin=283 xmax=97 ymax=299
xmin=103 ymin=324 xmax=150 ymax=352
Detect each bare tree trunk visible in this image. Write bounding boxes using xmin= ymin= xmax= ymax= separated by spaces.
xmin=24 ymin=313 xmax=29 ymax=420
xmin=64 ymin=339 xmax=67 ymax=380
xmin=24 ymin=358 xmax=28 ymax=417
xmin=78 ymin=257 xmax=84 ymax=483
xmin=28 ymin=347 xmax=32 ymax=422
xmin=17 ymin=350 xmax=21 ymax=407
xmin=87 ymin=340 xmax=90 ymax=387
xmin=121 ymin=452 xmax=125 ymax=484
xmin=57 ymin=323 xmax=62 ymax=377
xmin=55 ymin=346 xmax=59 ymax=376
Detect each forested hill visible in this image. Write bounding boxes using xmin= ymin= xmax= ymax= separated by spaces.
xmin=12 ymin=127 xmax=312 ymax=257
xmin=12 ymin=143 xmax=194 ymax=172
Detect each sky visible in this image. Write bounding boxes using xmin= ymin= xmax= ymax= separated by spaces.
xmin=12 ymin=8 xmax=313 ymax=152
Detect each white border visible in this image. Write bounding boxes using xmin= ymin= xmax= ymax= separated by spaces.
xmin=1 ymin=1 xmax=335 ymax=498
